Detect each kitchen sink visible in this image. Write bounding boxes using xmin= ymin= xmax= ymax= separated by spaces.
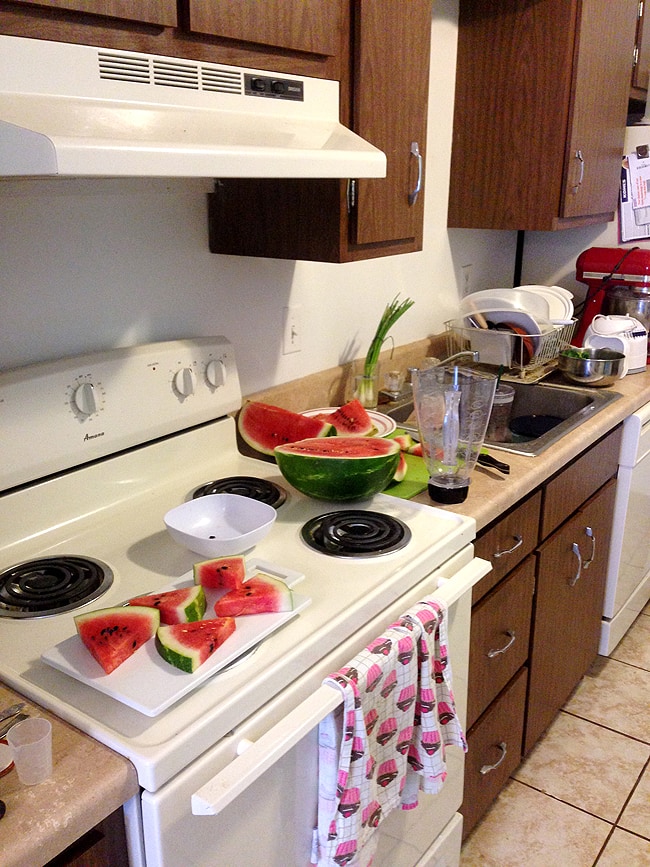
xmin=382 ymin=377 xmax=622 ymax=457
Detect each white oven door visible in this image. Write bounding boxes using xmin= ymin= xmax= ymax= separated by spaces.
xmin=140 ymin=548 xmax=489 ymax=867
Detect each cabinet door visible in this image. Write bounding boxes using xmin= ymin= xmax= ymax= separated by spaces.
xmin=8 ymin=0 xmax=177 ymax=25
xmin=525 ymin=479 xmax=616 ymax=754
xmin=186 ymin=0 xmax=341 ymax=58
xmin=351 ymin=0 xmax=432 ymax=246
xmin=561 ymin=0 xmax=639 ymax=222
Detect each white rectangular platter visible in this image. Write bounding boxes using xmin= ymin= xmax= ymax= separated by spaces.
xmin=41 ymin=558 xmax=310 ymax=717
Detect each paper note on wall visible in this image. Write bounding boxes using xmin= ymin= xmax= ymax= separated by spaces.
xmin=620 ymin=153 xmax=650 ymax=242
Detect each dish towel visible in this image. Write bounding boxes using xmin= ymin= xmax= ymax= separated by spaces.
xmin=313 ymin=598 xmax=466 ymax=867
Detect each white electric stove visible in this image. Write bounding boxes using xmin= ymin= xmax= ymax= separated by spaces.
xmin=0 ymin=338 xmax=486 ymax=867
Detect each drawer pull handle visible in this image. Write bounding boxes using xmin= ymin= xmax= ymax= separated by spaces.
xmin=570 ymin=542 xmax=582 ymax=586
xmin=487 ymin=630 xmax=516 ymax=658
xmin=480 ymin=742 xmax=507 ymax=775
xmin=493 ymin=535 xmax=523 ymax=559
xmin=408 ymin=141 xmax=422 ymax=205
xmin=583 ymin=526 xmax=595 ymax=569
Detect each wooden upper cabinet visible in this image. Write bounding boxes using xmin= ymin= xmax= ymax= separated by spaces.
xmin=186 ymin=0 xmax=340 ymax=57
xmin=8 ymin=0 xmax=177 ymax=26
xmin=351 ymin=0 xmax=431 ymax=246
xmin=448 ymin=0 xmax=638 ymax=231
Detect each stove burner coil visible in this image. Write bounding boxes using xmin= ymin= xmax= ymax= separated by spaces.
xmin=0 ymin=556 xmax=113 ymax=619
xmin=193 ymin=476 xmax=287 ymax=508
xmin=301 ymin=510 xmax=411 ymax=558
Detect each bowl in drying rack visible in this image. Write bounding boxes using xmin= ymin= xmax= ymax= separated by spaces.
xmin=164 ymin=493 xmax=276 ymax=557
xmin=557 ymin=348 xmax=625 ymax=387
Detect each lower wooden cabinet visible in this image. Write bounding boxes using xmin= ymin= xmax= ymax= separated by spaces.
xmin=45 ymin=807 xmax=129 ymax=867
xmin=462 ymin=668 xmax=528 ymax=840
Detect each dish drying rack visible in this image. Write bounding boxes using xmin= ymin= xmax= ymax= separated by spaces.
xmin=445 ymin=319 xmax=578 ymax=383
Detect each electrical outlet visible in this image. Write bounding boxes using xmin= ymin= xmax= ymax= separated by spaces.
xmin=282 ymin=306 xmax=302 ymax=354
xmin=461 ymin=264 xmax=473 ymax=296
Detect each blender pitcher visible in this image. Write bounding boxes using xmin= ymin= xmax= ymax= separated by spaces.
xmin=412 ymin=365 xmax=497 ymax=504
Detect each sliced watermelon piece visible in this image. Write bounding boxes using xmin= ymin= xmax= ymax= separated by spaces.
xmin=193 ymin=556 xmax=246 ymax=590
xmin=409 ymin=442 xmax=423 ymax=457
xmin=127 ymin=585 xmax=206 ymax=625
xmin=238 ymin=401 xmax=333 ymax=457
xmin=393 ymin=433 xmax=417 ymax=452
xmin=156 ymin=617 xmax=236 ymax=673
xmin=74 ymin=606 xmax=160 ymax=674
xmin=391 ymin=452 xmax=408 ymax=483
xmin=274 ymin=436 xmax=400 ymax=500
xmin=323 ymin=399 xmax=377 ymax=437
xmin=214 ymin=573 xmax=294 ymax=617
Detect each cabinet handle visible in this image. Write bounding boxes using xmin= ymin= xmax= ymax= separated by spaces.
xmin=570 ymin=541 xmax=583 ymax=586
xmin=493 ymin=535 xmax=523 ymax=559
xmin=573 ymin=149 xmax=585 ymax=191
xmin=408 ymin=141 xmax=422 ymax=205
xmin=487 ymin=630 xmax=516 ymax=658
xmin=583 ymin=526 xmax=595 ymax=569
xmin=480 ymin=742 xmax=507 ymax=775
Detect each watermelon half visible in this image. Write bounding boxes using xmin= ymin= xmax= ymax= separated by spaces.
xmin=214 ymin=573 xmax=294 ymax=617
xmin=74 ymin=606 xmax=160 ymax=674
xmin=238 ymin=401 xmax=333 ymax=457
xmin=274 ymin=436 xmax=400 ymax=501
xmin=127 ymin=585 xmax=206 ymax=625
xmin=156 ymin=617 xmax=236 ymax=673
xmin=194 ymin=556 xmax=246 ymax=590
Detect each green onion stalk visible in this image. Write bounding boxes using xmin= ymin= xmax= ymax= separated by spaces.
xmin=357 ymin=294 xmax=415 ymax=408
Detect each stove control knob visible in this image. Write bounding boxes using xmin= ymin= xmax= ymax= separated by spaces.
xmin=72 ymin=381 xmax=97 ymax=416
xmin=205 ymin=358 xmax=226 ymax=389
xmin=173 ymin=366 xmax=196 ymax=397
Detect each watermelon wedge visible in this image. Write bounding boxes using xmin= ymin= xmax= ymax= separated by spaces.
xmin=74 ymin=606 xmax=160 ymax=674
xmin=318 ymin=399 xmax=377 ymax=437
xmin=156 ymin=617 xmax=236 ymax=673
xmin=238 ymin=401 xmax=333 ymax=457
xmin=214 ymin=573 xmax=294 ymax=617
xmin=127 ymin=585 xmax=206 ymax=625
xmin=194 ymin=556 xmax=246 ymax=590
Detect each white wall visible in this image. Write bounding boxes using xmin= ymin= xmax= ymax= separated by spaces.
xmin=0 ymin=2 xmax=517 ymax=395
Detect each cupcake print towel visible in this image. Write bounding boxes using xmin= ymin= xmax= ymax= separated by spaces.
xmin=314 ymin=598 xmax=466 ymax=867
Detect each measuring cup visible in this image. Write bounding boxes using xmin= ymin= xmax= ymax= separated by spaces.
xmin=412 ymin=365 xmax=497 ymax=503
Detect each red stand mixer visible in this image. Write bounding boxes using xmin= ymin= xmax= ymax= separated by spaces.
xmin=574 ymin=247 xmax=650 ymax=358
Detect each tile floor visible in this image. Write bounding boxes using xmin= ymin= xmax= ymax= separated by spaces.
xmin=460 ymin=603 xmax=650 ymax=866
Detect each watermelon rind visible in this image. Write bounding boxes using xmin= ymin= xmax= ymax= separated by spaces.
xmin=238 ymin=401 xmax=333 ymax=456
xmin=274 ymin=436 xmax=400 ymax=501
xmin=156 ymin=617 xmax=236 ymax=673
xmin=127 ymin=585 xmax=206 ymax=625
xmin=74 ymin=606 xmax=160 ymax=674
xmin=193 ymin=556 xmax=246 ymax=590
xmin=214 ymin=573 xmax=294 ymax=617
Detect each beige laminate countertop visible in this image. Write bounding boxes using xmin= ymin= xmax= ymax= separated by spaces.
xmin=412 ymin=369 xmax=650 ymax=532
xmin=0 ymin=682 xmax=138 ymax=867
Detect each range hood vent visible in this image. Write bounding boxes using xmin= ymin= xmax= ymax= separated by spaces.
xmin=0 ymin=36 xmax=386 ymax=180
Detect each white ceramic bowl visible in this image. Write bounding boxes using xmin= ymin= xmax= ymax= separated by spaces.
xmin=164 ymin=493 xmax=276 ymax=558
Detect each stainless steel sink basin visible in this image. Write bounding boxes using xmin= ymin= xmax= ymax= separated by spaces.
xmin=383 ymin=378 xmax=622 ymax=457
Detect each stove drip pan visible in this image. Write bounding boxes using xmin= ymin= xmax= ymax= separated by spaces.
xmin=301 ymin=510 xmax=411 ymax=558
xmin=193 ymin=475 xmax=287 ymax=508
xmin=0 ymin=556 xmax=113 ymax=619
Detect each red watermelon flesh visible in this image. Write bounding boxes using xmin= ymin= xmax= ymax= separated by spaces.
xmin=214 ymin=573 xmax=294 ymax=617
xmin=127 ymin=585 xmax=206 ymax=625
xmin=320 ymin=399 xmax=377 ymax=436
xmin=194 ymin=556 xmax=246 ymax=590
xmin=238 ymin=401 xmax=333 ymax=456
xmin=156 ymin=617 xmax=236 ymax=673
xmin=74 ymin=606 xmax=160 ymax=674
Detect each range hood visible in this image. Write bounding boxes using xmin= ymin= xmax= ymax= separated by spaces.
xmin=0 ymin=35 xmax=386 ymax=180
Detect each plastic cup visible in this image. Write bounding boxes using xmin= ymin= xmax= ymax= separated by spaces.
xmin=486 ymin=384 xmax=515 ymax=442
xmin=6 ymin=717 xmax=52 ymax=785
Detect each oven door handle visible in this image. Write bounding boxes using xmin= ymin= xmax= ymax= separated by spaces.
xmin=191 ymin=683 xmax=342 ymax=816
xmin=191 ymin=556 xmax=489 ymax=817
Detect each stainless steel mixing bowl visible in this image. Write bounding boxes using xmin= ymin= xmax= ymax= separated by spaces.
xmin=557 ymin=348 xmax=625 ymax=387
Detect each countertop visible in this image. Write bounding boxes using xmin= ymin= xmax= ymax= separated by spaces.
xmin=1 ymin=361 xmax=649 ymax=867
xmin=0 ymin=682 xmax=139 ymax=867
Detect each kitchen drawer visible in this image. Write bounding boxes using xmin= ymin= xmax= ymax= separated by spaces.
xmin=541 ymin=425 xmax=621 ymax=539
xmin=473 ymin=490 xmax=541 ymax=603
xmin=461 ymin=667 xmax=528 ymax=840
xmin=466 ymin=556 xmax=535 ymax=729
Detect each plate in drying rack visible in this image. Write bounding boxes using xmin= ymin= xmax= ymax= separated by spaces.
xmin=41 ymin=558 xmax=310 ymax=717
